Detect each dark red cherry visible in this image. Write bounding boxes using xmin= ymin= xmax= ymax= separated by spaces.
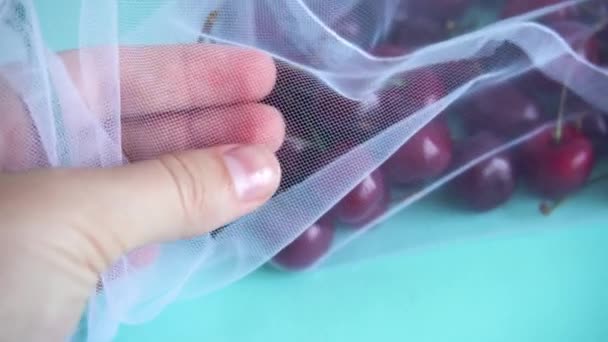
xmin=316 ymin=65 xmax=445 ymax=137
xmin=459 ymin=84 xmax=546 ymax=136
xmin=318 ymin=143 xmax=390 ymax=227
xmin=272 ymin=219 xmax=334 ymax=271
xmin=312 ymin=44 xmax=407 ymax=135
xmin=581 ymin=112 xmax=608 ymax=155
xmin=432 ymin=59 xmax=484 ymax=90
xmin=360 ymin=68 xmax=445 ymax=133
xmin=383 ymin=119 xmax=453 ymax=185
xmin=333 ymin=169 xmax=390 ymax=228
xmin=521 ymin=124 xmax=595 ymax=199
xmin=263 ymin=61 xmax=324 ymax=138
xmin=450 ymin=132 xmax=516 ymax=211
xmin=276 ymin=136 xmax=323 ymax=192
xmin=392 ymin=68 xmax=446 ymax=110
xmin=313 ymin=87 xmax=382 ymax=143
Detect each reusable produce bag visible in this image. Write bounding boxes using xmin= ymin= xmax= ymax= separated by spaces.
xmin=1 ymin=1 xmax=607 ymax=341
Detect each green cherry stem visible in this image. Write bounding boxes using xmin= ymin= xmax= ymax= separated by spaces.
xmin=553 ymin=81 xmax=569 ymax=143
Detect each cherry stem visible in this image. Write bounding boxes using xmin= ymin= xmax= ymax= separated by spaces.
xmin=553 ymin=82 xmax=569 ymax=143
xmin=539 ymin=173 xmax=608 ymax=216
xmin=198 ymin=9 xmax=219 ymax=43
xmin=539 ymin=199 xmax=563 ymax=216
xmin=551 ymin=10 xmax=607 ymax=143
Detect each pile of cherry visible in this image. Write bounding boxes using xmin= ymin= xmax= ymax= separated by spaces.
xmin=262 ymin=0 xmax=608 ymax=271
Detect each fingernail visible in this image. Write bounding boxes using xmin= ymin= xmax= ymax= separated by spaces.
xmin=223 ymin=145 xmax=280 ymax=202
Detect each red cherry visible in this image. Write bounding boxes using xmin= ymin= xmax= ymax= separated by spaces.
xmin=315 ymin=63 xmax=445 ymax=137
xmin=383 ymin=119 xmax=453 ymax=185
xmin=450 ymin=132 xmax=517 ymax=212
xmin=332 ymin=169 xmax=390 ymax=228
xmin=319 ymin=143 xmax=389 ymax=229
xmin=276 ymin=136 xmax=323 ymax=192
xmin=263 ymin=61 xmax=324 ymax=138
xmin=397 ymin=68 xmax=446 ymax=109
xmin=272 ymin=219 xmax=334 ymax=271
xmin=581 ymin=111 xmax=608 ymax=155
xmin=311 ymin=88 xmax=388 ymax=149
xmin=521 ymin=124 xmax=595 ymax=199
xmin=363 ymin=68 xmax=445 ymax=131
xmin=432 ymin=59 xmax=484 ymax=90
xmin=459 ymin=84 xmax=546 ymax=137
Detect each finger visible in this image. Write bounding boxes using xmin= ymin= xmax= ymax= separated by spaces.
xmin=60 ymin=44 xmax=277 ymax=116
xmin=108 ymin=244 xmax=161 ymax=280
xmin=122 ymin=103 xmax=285 ymax=161
xmin=1 ymin=144 xmax=280 ymax=273
xmin=126 ymin=244 xmax=161 ymax=269
xmin=0 ymin=76 xmax=48 ymax=171
xmin=119 ymin=44 xmax=277 ymax=114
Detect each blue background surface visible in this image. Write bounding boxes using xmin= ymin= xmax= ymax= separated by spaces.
xmin=117 ymin=226 xmax=608 ymax=342
xmin=32 ymin=1 xmax=608 ymax=341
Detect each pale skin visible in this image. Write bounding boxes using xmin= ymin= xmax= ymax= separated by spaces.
xmin=0 ymin=44 xmax=285 ymax=341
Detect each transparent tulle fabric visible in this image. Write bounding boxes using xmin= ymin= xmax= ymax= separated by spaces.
xmin=1 ymin=0 xmax=607 ymax=341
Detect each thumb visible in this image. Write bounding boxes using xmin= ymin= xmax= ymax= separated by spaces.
xmin=1 ymin=144 xmax=281 ymax=272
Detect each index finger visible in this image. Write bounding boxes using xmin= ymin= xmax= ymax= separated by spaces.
xmin=61 ymin=44 xmax=277 ymax=117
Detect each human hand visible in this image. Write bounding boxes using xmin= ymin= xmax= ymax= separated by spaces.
xmin=0 ymin=44 xmax=284 ymax=341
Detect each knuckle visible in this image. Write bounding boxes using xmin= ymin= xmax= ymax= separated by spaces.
xmin=157 ymin=152 xmax=231 ymax=229
xmin=157 ymin=153 xmax=206 ymax=227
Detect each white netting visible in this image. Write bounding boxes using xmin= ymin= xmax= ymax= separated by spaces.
xmin=1 ymin=0 xmax=607 ymax=341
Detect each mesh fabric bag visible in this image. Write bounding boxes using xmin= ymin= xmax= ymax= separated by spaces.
xmin=1 ymin=0 xmax=608 ymax=341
